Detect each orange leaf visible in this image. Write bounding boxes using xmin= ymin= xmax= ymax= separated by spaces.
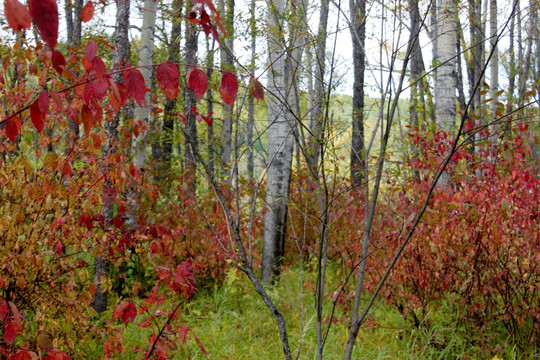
xmin=80 ymin=1 xmax=94 ymax=22
xmin=248 ymin=77 xmax=264 ymax=101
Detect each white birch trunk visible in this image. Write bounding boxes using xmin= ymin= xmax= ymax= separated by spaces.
xmin=434 ymin=0 xmax=457 ymax=131
xmin=261 ymin=0 xmax=295 ymax=282
xmin=132 ymin=0 xmax=157 ymax=169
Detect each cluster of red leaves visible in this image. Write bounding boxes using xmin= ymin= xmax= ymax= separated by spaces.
xmin=362 ymin=127 xmax=537 ymax=347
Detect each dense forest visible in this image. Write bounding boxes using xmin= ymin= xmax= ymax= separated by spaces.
xmin=0 ymin=0 xmax=538 ymax=358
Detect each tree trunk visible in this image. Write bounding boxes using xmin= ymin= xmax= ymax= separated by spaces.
xmin=349 ymin=0 xmax=366 ymax=187
xmin=72 ymin=0 xmax=83 ymax=46
xmin=261 ymin=0 xmax=294 ymax=283
xmin=307 ymin=0 xmax=329 ymax=172
xmin=219 ymin=0 xmax=235 ymax=185
xmin=408 ymin=0 xmax=425 ymax=180
xmin=246 ymin=0 xmax=257 ymax=178
xmin=206 ymin=38 xmax=216 ymax=186
xmin=434 ymin=0 xmax=457 ymax=187
xmin=489 ymin=0 xmax=499 ymax=143
xmin=435 ymin=0 xmax=457 ymax=132
xmin=93 ymin=0 xmax=130 ymax=315
xmin=468 ymin=0 xmax=484 ymax=114
xmin=184 ymin=0 xmax=199 ymax=193
xmin=132 ymin=0 xmax=157 ymax=170
xmin=155 ymin=0 xmax=183 ymax=179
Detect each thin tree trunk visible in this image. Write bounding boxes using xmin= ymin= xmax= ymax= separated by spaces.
xmin=409 ymin=0 xmax=424 ymax=180
xmin=307 ymin=0 xmax=329 ymax=172
xmin=64 ymin=0 xmax=73 ymax=46
xmin=489 ymin=0 xmax=499 ymax=144
xmin=206 ymin=38 xmax=216 ymax=186
xmin=93 ymin=0 xmax=130 ymax=315
xmin=72 ymin=0 xmax=83 ymax=46
xmin=219 ymin=0 xmax=235 ymax=184
xmin=246 ymin=0 xmax=257 ymax=178
xmin=508 ymin=1 xmax=516 ymax=106
xmin=184 ymin=0 xmax=199 ymax=193
xmin=156 ymin=0 xmax=183 ymax=178
xmin=349 ymin=0 xmax=367 ymax=187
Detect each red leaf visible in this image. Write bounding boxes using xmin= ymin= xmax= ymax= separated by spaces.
xmin=51 ymin=50 xmax=66 ymax=75
xmin=28 ymin=0 xmax=59 ymax=48
xmin=54 ymin=241 xmax=63 ymax=255
xmin=6 ymin=116 xmax=21 ymax=143
xmin=85 ymin=41 xmax=98 ymax=62
xmin=80 ymin=1 xmax=94 ymax=22
xmin=61 ymin=161 xmax=73 ymax=179
xmin=91 ymin=57 xmax=107 ymax=76
xmin=10 ymin=350 xmax=34 ymax=360
xmin=248 ymin=77 xmax=264 ymax=101
xmin=84 ymin=79 xmax=108 ymax=104
xmin=186 ymin=67 xmax=208 ymax=101
xmin=80 ymin=104 xmax=94 ymax=134
xmin=78 ymin=212 xmax=93 ymax=230
xmin=44 ymin=350 xmax=72 ymax=360
xmin=123 ymin=68 xmax=146 ymax=106
xmin=156 ymin=62 xmax=180 ymax=100
xmin=38 ymin=90 xmax=49 ymax=113
xmin=219 ymin=71 xmax=238 ymax=107
xmin=3 ymin=319 xmax=22 ymax=344
xmin=113 ymin=301 xmax=137 ymax=327
xmin=4 ymin=0 xmax=31 ymax=32
xmin=202 ymin=114 xmax=212 ymax=127
xmin=30 ymin=100 xmax=46 ymax=132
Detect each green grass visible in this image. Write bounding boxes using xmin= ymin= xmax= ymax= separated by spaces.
xmin=78 ymin=265 xmax=538 ymax=359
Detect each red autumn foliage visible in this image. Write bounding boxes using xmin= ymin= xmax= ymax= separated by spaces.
xmin=248 ymin=77 xmax=264 ymax=101
xmin=186 ymin=66 xmax=208 ymax=101
xmin=51 ymin=50 xmax=66 ymax=74
xmin=80 ymin=1 xmax=95 ymax=23
xmin=123 ymin=67 xmax=147 ymax=106
xmin=4 ymin=0 xmax=31 ymax=32
xmin=156 ymin=61 xmax=180 ymax=100
xmin=219 ymin=71 xmax=238 ymax=107
xmin=28 ymin=0 xmax=59 ymax=48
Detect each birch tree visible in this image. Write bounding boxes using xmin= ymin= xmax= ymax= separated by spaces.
xmin=132 ymin=0 xmax=157 ymax=170
xmin=434 ymin=0 xmax=457 ymax=131
xmin=261 ymin=0 xmax=295 ymax=282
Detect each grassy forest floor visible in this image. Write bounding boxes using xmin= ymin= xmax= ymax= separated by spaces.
xmin=79 ymin=265 xmax=538 ymax=360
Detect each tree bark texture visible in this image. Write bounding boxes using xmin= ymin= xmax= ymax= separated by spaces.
xmin=219 ymin=0 xmax=235 ymax=184
xmin=156 ymin=0 xmax=183 ymax=177
xmin=185 ymin=2 xmax=199 ymax=193
xmin=132 ymin=0 xmax=157 ymax=170
xmin=434 ymin=0 xmax=457 ymax=131
xmin=93 ymin=0 xmax=130 ymax=315
xmin=307 ymin=0 xmax=329 ymax=172
xmin=261 ymin=0 xmax=295 ymax=283
xmin=349 ymin=0 xmax=366 ymax=187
